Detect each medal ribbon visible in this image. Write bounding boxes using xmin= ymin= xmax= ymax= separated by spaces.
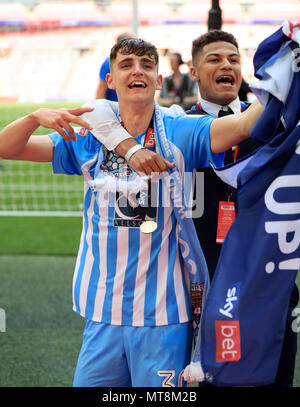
xmin=153 ymin=101 xmax=210 ymax=361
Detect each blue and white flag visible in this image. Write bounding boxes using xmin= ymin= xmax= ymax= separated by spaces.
xmin=190 ymin=21 xmax=300 ymax=386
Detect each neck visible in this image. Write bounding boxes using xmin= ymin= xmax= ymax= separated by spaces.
xmin=119 ymin=101 xmax=155 ymax=137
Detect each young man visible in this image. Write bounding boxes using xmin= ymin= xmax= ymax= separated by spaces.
xmin=188 ymin=30 xmax=298 ymax=387
xmin=95 ymin=31 xmax=137 ymax=101
xmin=0 ymin=38 xmax=263 ymax=387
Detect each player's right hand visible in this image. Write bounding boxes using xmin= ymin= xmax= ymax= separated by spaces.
xmin=30 ymin=106 xmax=94 ymax=142
xmin=129 ymin=148 xmax=174 ymax=176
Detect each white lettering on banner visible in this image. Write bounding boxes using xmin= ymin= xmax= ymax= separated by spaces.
xmin=292 ymin=308 xmax=300 ymax=333
xmin=264 ymin=147 xmax=300 ymax=273
xmin=220 ymin=326 xmax=239 ymax=358
xmin=265 ymin=175 xmax=300 ymax=215
xmin=219 ymin=287 xmax=238 ymax=318
xmin=265 ymin=220 xmax=300 ymax=254
xmin=291 ymin=46 xmax=300 ymax=73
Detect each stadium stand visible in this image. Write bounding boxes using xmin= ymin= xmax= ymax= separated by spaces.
xmin=32 ymin=1 xmax=103 ymax=22
xmin=0 ymin=2 xmax=30 ymax=20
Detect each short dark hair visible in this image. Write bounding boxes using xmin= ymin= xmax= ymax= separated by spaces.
xmin=110 ymin=38 xmax=159 ymax=67
xmin=191 ymin=30 xmax=239 ymax=63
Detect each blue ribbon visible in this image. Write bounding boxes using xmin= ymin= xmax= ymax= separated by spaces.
xmin=153 ymin=102 xmax=210 ymax=360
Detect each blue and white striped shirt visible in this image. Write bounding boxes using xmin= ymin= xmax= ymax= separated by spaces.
xmin=50 ymin=112 xmax=218 ymax=326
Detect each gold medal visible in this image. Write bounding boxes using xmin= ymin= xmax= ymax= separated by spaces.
xmin=140 ymin=220 xmax=157 ymax=234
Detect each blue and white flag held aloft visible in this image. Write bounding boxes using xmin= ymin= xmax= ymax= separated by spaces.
xmin=185 ymin=21 xmax=300 ymax=386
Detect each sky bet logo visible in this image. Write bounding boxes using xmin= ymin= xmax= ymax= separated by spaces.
xmin=219 ymin=283 xmax=241 ymax=319
xmin=216 ymin=283 xmax=241 ymax=362
xmin=215 ymin=320 xmax=241 ymax=362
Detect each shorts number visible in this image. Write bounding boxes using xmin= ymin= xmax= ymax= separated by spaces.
xmin=158 ymin=370 xmax=176 ymax=387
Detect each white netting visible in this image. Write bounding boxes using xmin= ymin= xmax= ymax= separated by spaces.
xmin=0 ymin=159 xmax=83 ymax=216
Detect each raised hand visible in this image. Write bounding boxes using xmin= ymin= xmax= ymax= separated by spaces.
xmin=30 ymin=106 xmax=94 ymax=142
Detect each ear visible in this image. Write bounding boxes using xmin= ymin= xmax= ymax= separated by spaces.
xmin=190 ymin=66 xmax=199 ymax=83
xmin=106 ymin=73 xmax=116 ymax=90
xmin=156 ymin=74 xmax=163 ymax=90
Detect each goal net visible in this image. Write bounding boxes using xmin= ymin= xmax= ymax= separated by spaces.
xmin=0 ymin=159 xmax=83 ymax=216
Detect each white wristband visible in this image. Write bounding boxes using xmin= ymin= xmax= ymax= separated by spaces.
xmin=125 ymin=144 xmax=145 ymax=163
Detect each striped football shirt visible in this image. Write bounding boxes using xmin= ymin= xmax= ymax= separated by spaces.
xmin=49 ymin=112 xmax=219 ymax=326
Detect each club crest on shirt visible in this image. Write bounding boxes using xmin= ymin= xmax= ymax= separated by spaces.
xmin=98 ymin=146 xmax=159 ymax=228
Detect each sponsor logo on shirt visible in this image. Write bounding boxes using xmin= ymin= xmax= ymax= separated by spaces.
xmin=78 ymin=127 xmax=88 ymax=136
xmin=144 ymin=128 xmax=155 ymax=148
xmin=113 ymin=183 xmax=158 ymax=228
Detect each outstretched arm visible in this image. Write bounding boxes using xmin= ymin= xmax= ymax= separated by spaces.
xmin=209 ymin=100 xmax=264 ymax=153
xmin=117 ymin=101 xmax=263 ymax=173
xmin=0 ymin=106 xmax=93 ymax=162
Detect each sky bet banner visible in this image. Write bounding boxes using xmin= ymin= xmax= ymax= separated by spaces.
xmin=198 ymin=21 xmax=300 ymax=386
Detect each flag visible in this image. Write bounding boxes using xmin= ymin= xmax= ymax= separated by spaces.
xmin=197 ymin=21 xmax=300 ymax=386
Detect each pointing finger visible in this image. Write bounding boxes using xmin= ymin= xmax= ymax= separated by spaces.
xmin=63 ymin=112 xmax=93 ymax=131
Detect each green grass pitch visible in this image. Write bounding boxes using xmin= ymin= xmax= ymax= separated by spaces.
xmin=0 ymin=102 xmax=299 ymax=387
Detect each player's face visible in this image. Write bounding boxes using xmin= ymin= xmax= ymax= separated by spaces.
xmin=107 ymin=52 xmax=162 ymax=104
xmin=190 ymin=41 xmax=242 ymax=106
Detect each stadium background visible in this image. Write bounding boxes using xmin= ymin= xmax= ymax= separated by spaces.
xmin=0 ymin=0 xmax=299 ymax=387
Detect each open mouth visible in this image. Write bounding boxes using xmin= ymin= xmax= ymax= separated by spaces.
xmin=128 ymin=81 xmax=147 ymax=89
xmin=216 ymin=75 xmax=234 ymax=85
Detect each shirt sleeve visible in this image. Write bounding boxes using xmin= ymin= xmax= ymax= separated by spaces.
xmin=49 ymin=130 xmax=100 ymax=175
xmin=167 ymin=114 xmax=224 ymax=170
